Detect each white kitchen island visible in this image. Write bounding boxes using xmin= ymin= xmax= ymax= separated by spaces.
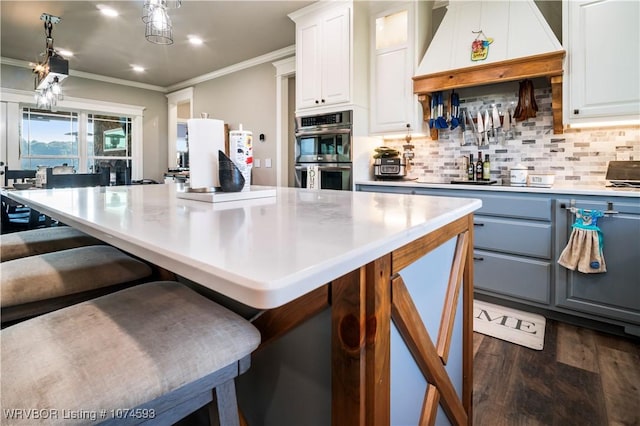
xmin=4 ymin=184 xmax=481 ymax=425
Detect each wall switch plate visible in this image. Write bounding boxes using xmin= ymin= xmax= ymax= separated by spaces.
xmin=265 ymin=158 xmax=272 ymax=168
xmin=254 ymin=159 xmax=261 ymax=168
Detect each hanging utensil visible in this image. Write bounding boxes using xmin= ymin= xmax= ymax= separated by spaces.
xmin=492 ymin=105 xmax=501 ymax=129
xmin=450 ymin=91 xmax=460 ymax=130
xmin=484 ymin=109 xmax=490 ymax=145
xmin=429 ymin=94 xmax=436 ymax=129
xmin=436 ymin=92 xmax=448 ymax=129
xmin=461 ymin=108 xmax=475 ymax=145
xmin=503 ymin=106 xmax=511 ymax=131
xmin=476 ymin=110 xmax=484 ymax=145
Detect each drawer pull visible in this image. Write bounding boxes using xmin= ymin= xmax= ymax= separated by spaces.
xmin=473 ymin=256 xmax=484 ymax=261
xmin=474 ymin=222 xmax=484 ymax=227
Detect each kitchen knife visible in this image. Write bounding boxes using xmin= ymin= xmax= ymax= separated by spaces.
xmin=503 ymin=107 xmax=511 ymax=131
xmin=492 ymin=105 xmax=501 ymax=129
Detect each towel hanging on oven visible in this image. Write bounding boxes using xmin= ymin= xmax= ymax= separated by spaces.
xmin=558 ymin=209 xmax=606 ymax=273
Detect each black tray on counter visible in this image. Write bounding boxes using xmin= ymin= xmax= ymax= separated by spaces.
xmin=450 ymin=180 xmax=497 ymax=185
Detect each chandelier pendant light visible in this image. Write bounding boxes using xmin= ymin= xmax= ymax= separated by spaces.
xmin=33 ymin=13 xmax=68 ymax=110
xmin=143 ymin=0 xmax=180 ymax=45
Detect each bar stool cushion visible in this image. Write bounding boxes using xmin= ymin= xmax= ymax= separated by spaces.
xmin=1 ymin=245 xmax=152 ymax=308
xmin=1 ymin=281 xmax=261 ymax=423
xmin=1 ymin=226 xmax=103 ymax=262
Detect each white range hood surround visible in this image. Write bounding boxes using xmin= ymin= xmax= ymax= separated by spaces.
xmin=417 ymin=0 xmax=563 ymax=76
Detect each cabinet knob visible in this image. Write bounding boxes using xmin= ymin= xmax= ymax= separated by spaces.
xmin=315 ymin=100 xmax=319 ymax=104
xmin=573 ymin=109 xmax=580 ymax=115
xmin=321 ymin=99 xmax=325 ymax=103
xmin=473 ymin=222 xmax=484 ymax=227
xmin=473 ymin=256 xmax=484 ymax=261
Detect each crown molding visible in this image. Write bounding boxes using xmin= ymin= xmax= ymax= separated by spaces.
xmin=1 ymin=57 xmax=166 ymax=92
xmin=2 ymin=44 xmax=296 ymax=94
xmin=165 ymin=45 xmax=296 ymax=92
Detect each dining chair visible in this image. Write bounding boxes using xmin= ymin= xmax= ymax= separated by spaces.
xmin=44 ymin=167 xmax=110 ymax=188
xmin=3 ymin=167 xmax=37 ymax=188
xmin=1 ymin=166 xmax=48 ymax=233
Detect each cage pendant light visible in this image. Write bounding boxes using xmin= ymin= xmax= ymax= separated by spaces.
xmin=142 ymin=0 xmax=181 ymax=23
xmin=145 ymin=3 xmax=173 ymax=45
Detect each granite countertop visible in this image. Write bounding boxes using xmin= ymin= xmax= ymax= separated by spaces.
xmin=356 ymin=179 xmax=640 ymax=198
xmin=5 ymin=184 xmax=481 ymax=309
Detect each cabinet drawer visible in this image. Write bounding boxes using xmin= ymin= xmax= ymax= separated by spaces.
xmin=474 ymin=250 xmax=551 ymax=304
xmin=474 ymin=217 xmax=551 ymax=259
xmin=394 ymin=188 xmax=553 ymax=221
xmin=475 ymin=194 xmax=551 ymax=221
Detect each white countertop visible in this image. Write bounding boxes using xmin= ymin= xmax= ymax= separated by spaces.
xmin=5 ymin=185 xmax=481 ymax=309
xmin=356 ymin=180 xmax=640 ymax=198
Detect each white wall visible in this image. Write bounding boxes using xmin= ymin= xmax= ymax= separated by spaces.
xmin=192 ymin=62 xmax=280 ymax=186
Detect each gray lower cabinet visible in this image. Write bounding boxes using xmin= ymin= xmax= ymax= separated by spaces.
xmin=357 ymin=184 xmax=553 ymax=306
xmin=357 ymin=184 xmax=640 ymax=335
xmin=554 ymin=198 xmax=640 ymax=334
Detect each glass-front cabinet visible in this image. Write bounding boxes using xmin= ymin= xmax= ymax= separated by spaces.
xmin=369 ymin=1 xmax=429 ymax=136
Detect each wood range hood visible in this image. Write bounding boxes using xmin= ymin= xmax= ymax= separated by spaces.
xmin=412 ymin=1 xmax=565 ymax=136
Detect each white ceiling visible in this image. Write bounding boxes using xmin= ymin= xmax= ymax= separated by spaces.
xmin=0 ymin=1 xmax=314 ymax=89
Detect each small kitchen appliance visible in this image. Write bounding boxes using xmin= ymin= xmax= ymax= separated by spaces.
xmin=373 ymin=147 xmax=406 ymax=179
xmin=605 ymin=161 xmax=640 ymax=188
xmin=510 ymin=164 xmax=528 ymax=186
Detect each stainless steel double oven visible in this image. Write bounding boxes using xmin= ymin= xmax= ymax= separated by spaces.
xmin=294 ymin=110 xmax=352 ymax=191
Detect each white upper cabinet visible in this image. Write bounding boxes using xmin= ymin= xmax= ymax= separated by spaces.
xmin=290 ymin=2 xmax=351 ymax=112
xmin=370 ymin=1 xmax=429 ymax=135
xmin=563 ymin=0 xmax=640 ymax=126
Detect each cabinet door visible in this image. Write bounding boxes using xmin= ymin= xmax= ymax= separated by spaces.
xmin=296 ymin=18 xmax=322 ymax=109
xmin=555 ymin=199 xmax=640 ymax=326
xmin=372 ymin=46 xmax=409 ymax=132
xmin=370 ymin=6 xmax=410 ymax=134
xmin=321 ymin=7 xmax=350 ymax=106
xmin=474 ymin=249 xmax=551 ymax=304
xmin=564 ymin=0 xmax=640 ymax=122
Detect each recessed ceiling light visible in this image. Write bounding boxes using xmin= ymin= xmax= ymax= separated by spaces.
xmin=132 ymin=65 xmax=145 ymax=73
xmin=188 ymin=35 xmax=203 ymax=46
xmin=97 ymin=4 xmax=119 ymax=17
xmin=58 ymin=49 xmax=73 ymax=57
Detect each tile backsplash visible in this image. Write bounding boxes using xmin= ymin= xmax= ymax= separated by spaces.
xmin=382 ymin=87 xmax=640 ymax=186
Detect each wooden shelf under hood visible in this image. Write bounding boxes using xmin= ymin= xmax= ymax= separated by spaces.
xmin=413 ymin=50 xmax=565 ymax=136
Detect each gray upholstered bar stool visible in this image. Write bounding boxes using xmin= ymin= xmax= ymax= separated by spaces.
xmin=1 ymin=281 xmax=261 ymax=426
xmin=1 ymin=245 xmax=153 ymax=325
xmin=1 ymin=226 xmax=104 ymax=262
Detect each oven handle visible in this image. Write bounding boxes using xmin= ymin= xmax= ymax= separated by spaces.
xmin=295 ymin=128 xmax=352 ymax=137
xmin=317 ymin=165 xmax=352 ymax=172
xmin=295 ymin=164 xmax=352 ymax=171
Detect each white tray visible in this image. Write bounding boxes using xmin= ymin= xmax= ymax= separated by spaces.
xmin=176 ymin=185 xmax=277 ymax=203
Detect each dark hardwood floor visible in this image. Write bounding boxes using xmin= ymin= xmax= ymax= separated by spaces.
xmin=473 ymin=319 xmax=640 ymax=426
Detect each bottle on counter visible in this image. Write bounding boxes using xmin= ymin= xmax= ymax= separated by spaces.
xmin=476 ymin=151 xmax=483 ymax=181
xmin=483 ymin=154 xmax=491 ymax=181
xmin=468 ymin=154 xmax=475 ymax=180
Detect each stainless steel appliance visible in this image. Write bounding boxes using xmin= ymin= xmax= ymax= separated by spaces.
xmin=605 ymin=160 xmax=640 ymax=188
xmin=374 ymin=157 xmax=406 ymax=179
xmin=294 ymin=110 xmax=352 ymax=191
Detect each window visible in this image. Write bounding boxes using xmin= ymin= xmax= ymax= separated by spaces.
xmin=20 ymin=108 xmax=133 ymax=174
xmin=2 ymin=89 xmax=144 ymax=180
xmin=20 ymin=109 xmax=79 ymax=169
xmin=88 ymin=114 xmax=132 ymax=174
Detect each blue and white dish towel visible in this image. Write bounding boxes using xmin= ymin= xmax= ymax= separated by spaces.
xmin=558 ymin=209 xmax=607 ymax=273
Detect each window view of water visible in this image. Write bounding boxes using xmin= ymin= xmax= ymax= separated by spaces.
xmin=20 ymin=108 xmax=132 ymax=173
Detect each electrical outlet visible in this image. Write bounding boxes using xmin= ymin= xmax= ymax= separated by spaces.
xmin=254 ymin=159 xmax=261 ymax=168
xmin=265 ymin=158 xmax=272 ymax=168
